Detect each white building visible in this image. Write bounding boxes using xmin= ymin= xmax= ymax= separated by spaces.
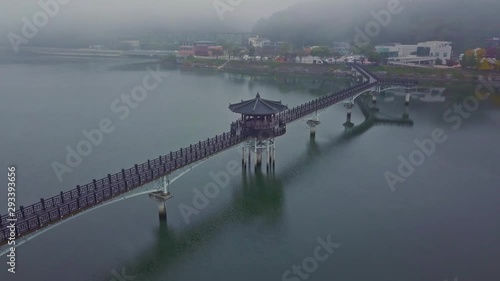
xmin=417 ymin=41 xmax=452 ymax=61
xmin=248 ymin=37 xmax=271 ymax=48
xmin=295 ymin=55 xmax=324 ymax=64
xmin=376 ymin=41 xmax=453 ymax=67
xmin=394 ymin=44 xmax=418 ymax=57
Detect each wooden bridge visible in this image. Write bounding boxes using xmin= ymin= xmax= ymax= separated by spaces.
xmin=0 ymin=63 xmax=418 ymax=253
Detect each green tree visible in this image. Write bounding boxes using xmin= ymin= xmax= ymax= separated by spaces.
xmin=435 ymin=58 xmax=443 ymax=65
xmin=367 ymin=51 xmax=381 ymax=64
xmin=229 ymin=47 xmax=240 ymax=60
xmin=461 ymin=49 xmax=478 ymax=69
xmin=219 ymin=40 xmax=234 ymax=51
xmin=280 ymin=43 xmax=293 ymax=55
xmin=162 ymin=54 xmax=177 ymax=65
xmin=249 ymin=46 xmax=256 ymax=57
xmin=311 ymin=46 xmax=331 ymax=58
xmin=332 ymin=51 xmax=342 ymax=63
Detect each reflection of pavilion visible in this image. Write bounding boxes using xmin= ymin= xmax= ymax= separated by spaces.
xmin=229 ymin=93 xmax=288 ymax=172
xmin=114 ymin=170 xmax=285 ymax=281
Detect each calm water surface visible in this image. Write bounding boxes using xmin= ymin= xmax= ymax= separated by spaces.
xmin=0 ymin=55 xmax=499 ymax=281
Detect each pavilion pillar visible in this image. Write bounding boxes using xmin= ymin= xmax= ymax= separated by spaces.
xmin=242 ymin=146 xmax=246 ymax=169
xmin=272 ymin=142 xmax=277 ymax=171
xmin=372 ymin=94 xmax=377 ymax=105
xmin=405 ymin=92 xmax=411 ymax=106
xmin=256 ymin=148 xmax=262 ymax=168
xmin=272 ymin=145 xmax=276 ymax=170
xmin=266 ymin=141 xmax=270 ymax=173
xmin=248 ymin=145 xmax=251 ymax=170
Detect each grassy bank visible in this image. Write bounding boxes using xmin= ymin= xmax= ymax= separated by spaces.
xmin=364 ymin=65 xmax=499 ymax=81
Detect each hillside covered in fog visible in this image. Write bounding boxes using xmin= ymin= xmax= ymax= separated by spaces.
xmin=253 ymin=0 xmax=500 ymax=51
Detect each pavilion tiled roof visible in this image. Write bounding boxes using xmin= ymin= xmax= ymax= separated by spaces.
xmin=229 ymin=93 xmax=289 ymax=116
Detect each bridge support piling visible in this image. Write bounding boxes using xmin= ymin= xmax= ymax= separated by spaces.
xmin=157 ymin=201 xmax=167 ymax=221
xmin=310 ymin=126 xmax=316 ymax=138
xmin=403 ymin=93 xmax=411 ymax=118
xmin=343 ymin=103 xmax=355 ymax=128
xmin=307 ymin=112 xmax=321 ymax=139
xmin=149 ymin=176 xmax=173 ymax=222
xmin=403 ymin=106 xmax=410 ymax=119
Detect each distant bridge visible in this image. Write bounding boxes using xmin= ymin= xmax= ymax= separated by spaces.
xmin=0 ymin=63 xmax=418 ymax=256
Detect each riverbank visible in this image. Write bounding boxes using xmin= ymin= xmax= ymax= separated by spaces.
xmin=177 ymin=58 xmax=351 ymax=77
xmin=365 ymin=65 xmax=500 ymax=82
xmin=167 ymin=57 xmax=500 ymax=82
xmin=112 ymin=57 xmax=500 ymax=86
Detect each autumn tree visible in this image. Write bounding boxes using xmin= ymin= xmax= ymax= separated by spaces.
xmin=461 ymin=49 xmax=478 ymax=68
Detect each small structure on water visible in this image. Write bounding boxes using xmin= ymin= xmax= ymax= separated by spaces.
xmin=229 ymin=93 xmax=288 ymax=172
xmin=229 ymin=93 xmax=288 ymax=139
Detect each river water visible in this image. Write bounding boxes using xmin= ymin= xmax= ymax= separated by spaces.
xmin=0 ymin=54 xmax=499 ymax=281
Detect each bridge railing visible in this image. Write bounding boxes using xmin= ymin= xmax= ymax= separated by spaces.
xmin=279 ymin=78 xmax=376 ymax=124
xmin=0 ymin=131 xmax=245 ymax=245
xmin=378 ymin=79 xmax=419 ymax=86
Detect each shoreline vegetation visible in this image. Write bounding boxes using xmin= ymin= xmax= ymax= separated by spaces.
xmin=113 ymin=56 xmax=500 ymax=87
xmin=163 ymin=57 xmax=500 ymax=82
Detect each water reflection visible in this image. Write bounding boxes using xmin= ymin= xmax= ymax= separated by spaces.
xmin=103 ymin=93 xmax=423 ymax=280
xmin=114 ymin=167 xmax=285 ymax=280
xmin=224 ymin=73 xmax=351 ymax=96
xmin=380 ymin=87 xmax=447 ymax=103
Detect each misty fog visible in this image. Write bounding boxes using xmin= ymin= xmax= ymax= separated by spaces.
xmin=0 ymin=0 xmax=305 ymax=46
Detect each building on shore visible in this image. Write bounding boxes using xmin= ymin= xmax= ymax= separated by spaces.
xmin=294 ymin=55 xmax=324 ymax=64
xmin=333 ymin=42 xmax=351 ymax=56
xmin=375 ymin=41 xmax=453 ymax=67
xmin=178 ymin=41 xmax=223 ymax=57
xmin=417 ymin=41 xmax=452 ymax=61
xmin=485 ymin=38 xmax=500 ymax=58
xmin=248 ymin=37 xmax=272 ymax=48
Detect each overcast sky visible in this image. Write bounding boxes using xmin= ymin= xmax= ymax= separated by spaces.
xmin=0 ymin=0 xmax=306 ymax=41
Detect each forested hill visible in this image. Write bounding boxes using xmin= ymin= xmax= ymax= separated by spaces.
xmin=252 ymin=0 xmax=500 ymax=51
